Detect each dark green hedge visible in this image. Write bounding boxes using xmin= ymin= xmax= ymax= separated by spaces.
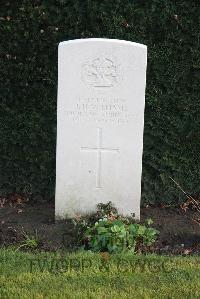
xmin=0 ymin=0 xmax=199 ymax=203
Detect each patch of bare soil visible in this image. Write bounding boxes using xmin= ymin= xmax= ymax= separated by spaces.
xmin=141 ymin=207 xmax=199 ymax=255
xmin=0 ymin=201 xmax=199 ymax=255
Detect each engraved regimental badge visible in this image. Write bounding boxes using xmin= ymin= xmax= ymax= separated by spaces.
xmin=82 ymin=56 xmax=121 ymax=88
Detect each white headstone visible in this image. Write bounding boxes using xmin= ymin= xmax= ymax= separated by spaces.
xmin=55 ymin=38 xmax=147 ymax=220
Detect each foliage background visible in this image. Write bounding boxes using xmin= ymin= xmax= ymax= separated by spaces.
xmin=0 ymin=0 xmax=199 ymax=204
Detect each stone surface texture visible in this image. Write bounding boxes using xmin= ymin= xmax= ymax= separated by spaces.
xmin=55 ymin=38 xmax=147 ymax=219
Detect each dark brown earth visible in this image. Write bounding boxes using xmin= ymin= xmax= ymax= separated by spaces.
xmin=0 ymin=202 xmax=199 ymax=255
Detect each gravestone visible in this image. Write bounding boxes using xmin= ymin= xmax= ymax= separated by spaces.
xmin=55 ymin=38 xmax=147 ymax=220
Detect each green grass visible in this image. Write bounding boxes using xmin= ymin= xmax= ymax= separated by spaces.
xmin=0 ymin=249 xmax=199 ymax=298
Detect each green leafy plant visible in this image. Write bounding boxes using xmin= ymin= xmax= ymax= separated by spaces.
xmin=84 ymin=217 xmax=159 ymax=253
xmin=73 ymin=202 xmax=159 ymax=253
xmin=15 ymin=230 xmax=39 ymax=251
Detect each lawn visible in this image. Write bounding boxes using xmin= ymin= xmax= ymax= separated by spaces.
xmin=0 ymin=249 xmax=199 ymax=299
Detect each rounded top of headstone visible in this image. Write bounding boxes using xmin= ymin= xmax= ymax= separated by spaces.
xmin=59 ymin=38 xmax=147 ymax=49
